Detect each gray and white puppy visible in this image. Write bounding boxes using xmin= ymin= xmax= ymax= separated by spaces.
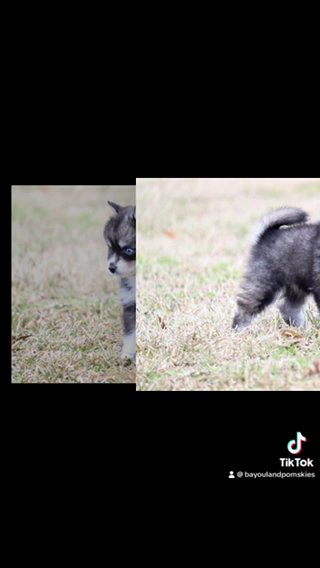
xmin=232 ymin=207 xmax=320 ymax=330
xmin=103 ymin=201 xmax=136 ymax=362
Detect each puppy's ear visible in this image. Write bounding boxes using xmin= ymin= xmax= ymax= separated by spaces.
xmin=131 ymin=206 xmax=136 ymax=222
xmin=108 ymin=201 xmax=123 ymax=214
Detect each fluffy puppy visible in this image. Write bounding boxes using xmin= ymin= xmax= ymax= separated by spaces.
xmin=232 ymin=207 xmax=320 ymax=330
xmin=104 ymin=201 xmax=136 ymax=362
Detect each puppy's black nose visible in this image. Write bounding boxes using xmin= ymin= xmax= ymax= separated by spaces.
xmin=109 ymin=263 xmax=116 ymax=274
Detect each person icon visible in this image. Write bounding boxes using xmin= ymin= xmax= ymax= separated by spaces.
xmin=229 ymin=471 xmax=235 ymax=478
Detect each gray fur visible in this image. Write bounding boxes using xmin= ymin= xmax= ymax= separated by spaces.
xmin=123 ymin=304 xmax=136 ymax=335
xmin=120 ymin=276 xmax=136 ymax=336
xmin=233 ymin=207 xmax=320 ymax=330
xmin=104 ymin=203 xmax=136 ymax=256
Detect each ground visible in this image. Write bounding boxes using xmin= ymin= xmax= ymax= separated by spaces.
xmin=12 ymin=185 xmax=135 ymax=383
xmin=136 ymin=178 xmax=320 ymax=391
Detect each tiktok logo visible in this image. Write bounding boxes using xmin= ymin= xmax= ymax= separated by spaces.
xmin=287 ymin=432 xmax=307 ymax=455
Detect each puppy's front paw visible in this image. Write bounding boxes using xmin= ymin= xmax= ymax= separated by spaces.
xmin=121 ymin=331 xmax=136 ymax=365
xmin=120 ymin=350 xmax=136 ymax=365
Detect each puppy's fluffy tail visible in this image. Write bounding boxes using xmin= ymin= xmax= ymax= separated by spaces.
xmin=251 ymin=207 xmax=309 ymax=245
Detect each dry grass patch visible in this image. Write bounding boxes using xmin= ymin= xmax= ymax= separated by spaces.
xmin=136 ymin=178 xmax=320 ymax=390
xmin=12 ymin=185 xmax=135 ymax=383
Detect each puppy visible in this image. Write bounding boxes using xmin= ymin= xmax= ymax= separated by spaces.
xmin=103 ymin=201 xmax=136 ymax=362
xmin=232 ymin=207 xmax=320 ymax=330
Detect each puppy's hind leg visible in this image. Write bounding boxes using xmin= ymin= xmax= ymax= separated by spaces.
xmin=312 ymin=291 xmax=320 ymax=317
xmin=312 ymin=246 xmax=320 ymax=316
xmin=278 ymin=285 xmax=307 ymax=327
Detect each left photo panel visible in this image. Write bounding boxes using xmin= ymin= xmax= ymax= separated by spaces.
xmin=12 ymin=185 xmax=136 ymax=384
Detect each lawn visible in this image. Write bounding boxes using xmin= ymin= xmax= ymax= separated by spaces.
xmin=136 ymin=178 xmax=320 ymax=390
xmin=12 ymin=185 xmax=136 ymax=383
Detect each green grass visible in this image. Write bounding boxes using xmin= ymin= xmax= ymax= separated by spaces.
xmin=136 ymin=178 xmax=320 ymax=391
xmin=12 ymin=185 xmax=135 ymax=383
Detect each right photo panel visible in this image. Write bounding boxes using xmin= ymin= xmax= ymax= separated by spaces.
xmin=136 ymin=178 xmax=320 ymax=391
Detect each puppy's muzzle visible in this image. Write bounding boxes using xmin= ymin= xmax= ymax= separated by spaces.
xmin=109 ymin=262 xmax=117 ymax=274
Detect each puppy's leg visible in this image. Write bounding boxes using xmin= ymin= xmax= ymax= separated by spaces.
xmin=313 ymin=291 xmax=320 ymax=315
xmin=312 ymin=245 xmax=320 ymax=315
xmin=232 ymin=274 xmax=279 ymax=330
xmin=313 ymin=258 xmax=320 ymax=315
xmin=121 ymin=304 xmax=136 ymax=362
xmin=278 ymin=285 xmax=307 ymax=327
xmin=121 ymin=331 xmax=136 ymax=363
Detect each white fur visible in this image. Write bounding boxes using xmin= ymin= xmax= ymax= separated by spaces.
xmin=108 ymin=252 xmax=117 ymax=264
xmin=116 ymin=258 xmax=136 ymax=277
xmin=108 ymin=255 xmax=136 ymax=277
xmin=121 ymin=331 xmax=136 ymax=361
xmin=119 ymin=277 xmax=136 ymax=306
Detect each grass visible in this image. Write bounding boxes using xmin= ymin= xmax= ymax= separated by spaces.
xmin=136 ymin=178 xmax=320 ymax=391
xmin=12 ymin=185 xmax=136 ymax=383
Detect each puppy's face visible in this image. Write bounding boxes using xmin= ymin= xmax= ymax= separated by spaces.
xmin=106 ymin=238 xmax=136 ymax=278
xmin=104 ymin=201 xmax=136 ymax=278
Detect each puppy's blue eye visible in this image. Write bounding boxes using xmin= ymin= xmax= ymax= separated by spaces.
xmin=125 ymin=248 xmax=134 ymax=256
